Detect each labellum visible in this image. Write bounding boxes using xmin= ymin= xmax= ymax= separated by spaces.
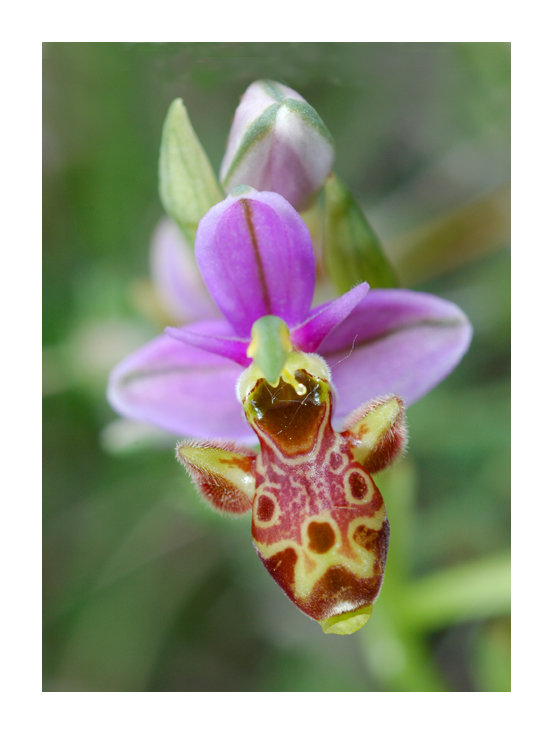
xmin=177 ymin=341 xmax=406 ymax=635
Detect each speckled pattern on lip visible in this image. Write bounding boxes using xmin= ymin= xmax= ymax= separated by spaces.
xmin=177 ymin=360 xmax=407 ymax=633
xmin=246 ymin=370 xmax=390 ymax=623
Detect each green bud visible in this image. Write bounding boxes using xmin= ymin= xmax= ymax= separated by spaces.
xmin=322 ymin=174 xmax=397 ymax=292
xmin=158 ymin=99 xmax=223 ymax=246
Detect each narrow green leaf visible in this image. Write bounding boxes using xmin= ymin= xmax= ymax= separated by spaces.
xmin=401 ymin=551 xmax=511 ymax=631
xmin=473 ymin=619 xmax=511 ymax=692
xmin=158 ymin=99 xmax=223 ymax=246
xmin=322 ymin=173 xmax=397 ymax=292
xmin=390 ymin=183 xmax=511 ymax=286
xmin=361 ymin=596 xmax=449 ymax=691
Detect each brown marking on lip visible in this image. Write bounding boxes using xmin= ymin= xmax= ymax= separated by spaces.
xmin=302 ymin=564 xmax=382 ymax=620
xmin=353 ymin=519 xmax=390 ymax=575
xmin=366 ymin=478 xmax=384 ymax=513
xmin=249 ymin=371 xmax=327 ymax=456
xmin=307 ymin=521 xmax=336 ymax=553
xmin=262 ymin=546 xmax=298 ymax=592
xmin=241 ymin=198 xmax=271 ymax=313
xmin=349 ymin=472 xmax=368 ymax=499
xmin=377 ymin=518 xmax=390 ymax=572
xmin=257 ymin=494 xmax=275 ymax=522
xmin=219 ymin=454 xmax=256 ymax=473
xmin=330 ymin=514 xmax=359 ymax=561
xmin=353 ymin=524 xmax=380 ymax=552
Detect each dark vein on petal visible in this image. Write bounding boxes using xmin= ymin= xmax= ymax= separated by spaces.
xmin=119 ymin=364 xmax=236 ymax=387
xmin=241 ymin=198 xmax=271 ymax=313
xmin=324 ymin=317 xmax=467 ymax=362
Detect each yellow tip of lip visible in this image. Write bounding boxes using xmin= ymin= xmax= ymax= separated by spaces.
xmin=319 ymin=605 xmax=373 ymax=635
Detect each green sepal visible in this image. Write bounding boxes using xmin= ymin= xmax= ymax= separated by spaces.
xmin=158 ymin=99 xmax=223 ymax=246
xmin=322 ymin=173 xmax=398 ymax=292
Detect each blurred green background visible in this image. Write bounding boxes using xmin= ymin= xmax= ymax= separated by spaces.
xmin=43 ymin=42 xmax=510 ymax=692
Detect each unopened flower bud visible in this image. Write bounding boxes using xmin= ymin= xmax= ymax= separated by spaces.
xmin=220 ymin=80 xmax=334 ymax=211
xmin=323 ymin=173 xmax=397 ymax=291
xmin=159 ymin=99 xmax=223 ymax=245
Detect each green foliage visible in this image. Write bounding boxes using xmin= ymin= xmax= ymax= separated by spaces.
xmin=159 ymin=99 xmax=223 ymax=245
xmin=322 ymin=173 xmax=397 ymax=291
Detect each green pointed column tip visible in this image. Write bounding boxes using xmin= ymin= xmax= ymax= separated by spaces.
xmin=247 ymin=316 xmax=295 ymax=388
xmin=323 ymin=173 xmax=397 ymax=292
xmin=158 ymin=98 xmax=223 ymax=246
xmin=319 ymin=605 xmax=374 ymax=635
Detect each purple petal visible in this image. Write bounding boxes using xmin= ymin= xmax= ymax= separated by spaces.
xmin=165 ymin=319 xmax=250 ymax=366
xmin=317 ymin=289 xmax=473 ymax=424
xmin=149 ymin=217 xmax=220 ymax=323
xmin=195 ymin=189 xmax=315 ymax=337
xmin=107 ymin=334 xmax=255 ymax=442
xmin=292 ymin=283 xmax=369 ymax=353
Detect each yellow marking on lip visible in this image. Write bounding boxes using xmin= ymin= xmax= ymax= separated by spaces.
xmin=319 ymin=605 xmax=374 ymax=635
xmin=254 ymin=511 xmax=381 ymax=601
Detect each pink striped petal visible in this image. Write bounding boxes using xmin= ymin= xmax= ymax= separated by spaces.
xmin=166 ymin=319 xmax=250 ymax=366
xmin=318 ymin=289 xmax=473 ymax=424
xmin=195 ymin=189 xmax=315 ymax=337
xmin=107 ymin=334 xmax=254 ymax=442
xmin=292 ymin=283 xmax=369 ymax=353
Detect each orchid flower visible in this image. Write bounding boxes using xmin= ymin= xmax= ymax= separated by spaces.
xmin=107 ymin=186 xmax=472 ymax=634
xmin=108 ymin=187 xmax=471 ymax=445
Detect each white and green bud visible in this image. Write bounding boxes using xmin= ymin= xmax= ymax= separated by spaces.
xmin=159 ymin=99 xmax=223 ymax=245
xmin=220 ymin=80 xmax=334 ymax=211
xmin=323 ymin=174 xmax=398 ymax=292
